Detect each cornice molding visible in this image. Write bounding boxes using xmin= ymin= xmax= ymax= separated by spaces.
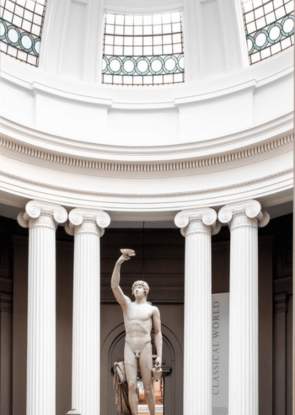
xmin=0 ymin=131 xmax=293 ymax=174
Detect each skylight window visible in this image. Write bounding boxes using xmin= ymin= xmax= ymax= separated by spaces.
xmin=0 ymin=0 xmax=47 ymax=66
xmin=102 ymin=11 xmax=185 ymax=86
xmin=242 ymin=0 xmax=294 ymax=64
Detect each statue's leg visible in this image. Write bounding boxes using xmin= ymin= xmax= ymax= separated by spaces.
xmin=139 ymin=343 xmax=155 ymax=415
xmin=124 ymin=342 xmax=138 ymax=415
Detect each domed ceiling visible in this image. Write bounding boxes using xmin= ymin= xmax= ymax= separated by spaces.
xmin=0 ymin=0 xmax=293 ymax=218
xmin=0 ymin=0 xmax=293 ymax=74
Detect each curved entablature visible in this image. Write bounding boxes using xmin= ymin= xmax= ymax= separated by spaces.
xmin=0 ymin=0 xmax=47 ymax=66
xmin=0 ymin=113 xmax=293 ymax=217
xmin=0 ymin=140 xmax=292 ymax=219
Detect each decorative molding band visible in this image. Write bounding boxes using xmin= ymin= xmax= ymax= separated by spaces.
xmin=0 ymin=132 xmax=293 ymax=174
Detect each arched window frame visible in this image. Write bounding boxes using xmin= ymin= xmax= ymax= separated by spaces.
xmin=242 ymin=0 xmax=294 ymax=64
xmin=101 ymin=11 xmax=185 ymax=86
xmin=0 ymin=0 xmax=47 ymax=66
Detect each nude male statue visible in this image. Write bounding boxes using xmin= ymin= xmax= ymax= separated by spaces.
xmin=111 ymin=249 xmax=163 ymax=415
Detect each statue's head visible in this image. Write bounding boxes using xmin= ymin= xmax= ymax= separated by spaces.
xmin=132 ymin=280 xmax=150 ymax=299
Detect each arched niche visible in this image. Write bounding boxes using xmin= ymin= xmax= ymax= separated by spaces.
xmin=101 ymin=321 xmax=183 ymax=415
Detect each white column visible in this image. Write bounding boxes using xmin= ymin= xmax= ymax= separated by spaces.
xmin=66 ymin=208 xmax=111 ymax=415
xmin=175 ymin=208 xmax=220 ymax=415
xmin=17 ymin=200 xmax=68 ymax=415
xmin=218 ymin=200 xmax=269 ymax=415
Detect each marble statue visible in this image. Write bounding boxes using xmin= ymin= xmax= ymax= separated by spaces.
xmin=111 ymin=249 xmax=163 ymax=415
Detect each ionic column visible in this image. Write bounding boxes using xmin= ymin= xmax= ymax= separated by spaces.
xmin=17 ymin=200 xmax=68 ymax=415
xmin=66 ymin=209 xmax=111 ymax=415
xmin=218 ymin=200 xmax=269 ymax=415
xmin=175 ymin=208 xmax=220 ymax=415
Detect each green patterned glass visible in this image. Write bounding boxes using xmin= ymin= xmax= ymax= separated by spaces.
xmin=242 ymin=0 xmax=294 ymax=64
xmin=0 ymin=0 xmax=47 ymax=66
xmin=102 ymin=12 xmax=185 ymax=86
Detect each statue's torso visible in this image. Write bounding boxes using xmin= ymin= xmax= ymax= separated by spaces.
xmin=123 ymin=302 xmax=154 ymax=353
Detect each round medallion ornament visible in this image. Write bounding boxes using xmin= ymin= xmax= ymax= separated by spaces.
xmin=282 ymin=15 xmax=294 ymax=36
xmin=0 ymin=21 xmax=6 ymax=38
xmin=136 ymin=58 xmax=149 ymax=75
xmin=21 ymin=34 xmax=33 ymax=50
xmin=178 ymin=55 xmax=184 ymax=71
xmin=7 ymin=27 xmax=19 ymax=44
xmin=123 ymin=58 xmax=135 ymax=74
xmin=247 ymin=36 xmax=254 ymax=52
xmin=268 ymin=24 xmax=281 ymax=43
xmin=150 ymin=57 xmax=163 ymax=74
xmin=164 ymin=56 xmax=176 ymax=73
xmin=102 ymin=56 xmax=108 ymax=72
xmin=254 ymin=30 xmax=268 ymax=49
xmin=34 ymin=39 xmax=41 ymax=55
xmin=109 ymin=57 xmax=122 ymax=74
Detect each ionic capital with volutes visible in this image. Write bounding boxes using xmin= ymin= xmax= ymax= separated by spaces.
xmin=65 ymin=208 xmax=111 ymax=237
xmin=174 ymin=208 xmax=221 ymax=237
xmin=218 ymin=200 xmax=270 ymax=230
xmin=17 ymin=200 xmax=68 ymax=230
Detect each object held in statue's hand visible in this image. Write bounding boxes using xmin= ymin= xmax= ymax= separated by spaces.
xmin=152 ymin=366 xmax=162 ymax=382
xmin=120 ymin=248 xmax=136 ymax=258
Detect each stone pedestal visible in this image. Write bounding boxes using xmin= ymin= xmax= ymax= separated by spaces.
xmin=175 ymin=208 xmax=220 ymax=415
xmin=17 ymin=200 xmax=67 ymax=415
xmin=219 ymin=200 xmax=269 ymax=415
xmin=66 ymin=209 xmax=111 ymax=415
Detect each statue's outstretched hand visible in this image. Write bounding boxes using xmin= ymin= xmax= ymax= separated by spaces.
xmin=117 ymin=248 xmax=136 ymax=264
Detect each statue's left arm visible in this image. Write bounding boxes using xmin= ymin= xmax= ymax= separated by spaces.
xmin=152 ymin=306 xmax=163 ymax=368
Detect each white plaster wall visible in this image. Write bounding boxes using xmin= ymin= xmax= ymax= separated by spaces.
xmin=0 ymin=53 xmax=292 ymax=146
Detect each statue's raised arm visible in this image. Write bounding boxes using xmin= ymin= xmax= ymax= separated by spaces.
xmin=111 ymin=249 xmax=136 ymax=310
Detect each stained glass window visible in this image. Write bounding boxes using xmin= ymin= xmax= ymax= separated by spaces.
xmin=102 ymin=12 xmax=185 ymax=86
xmin=242 ymin=0 xmax=294 ymax=64
xmin=0 ymin=0 xmax=47 ymax=66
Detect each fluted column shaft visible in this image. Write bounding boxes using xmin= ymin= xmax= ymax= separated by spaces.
xmin=17 ymin=200 xmax=67 ymax=415
xmin=175 ymin=208 xmax=220 ymax=415
xmin=219 ymin=200 xmax=269 ymax=415
xmin=66 ymin=209 xmax=110 ymax=415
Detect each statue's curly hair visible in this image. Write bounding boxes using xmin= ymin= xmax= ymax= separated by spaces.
xmin=131 ymin=280 xmax=150 ymax=296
